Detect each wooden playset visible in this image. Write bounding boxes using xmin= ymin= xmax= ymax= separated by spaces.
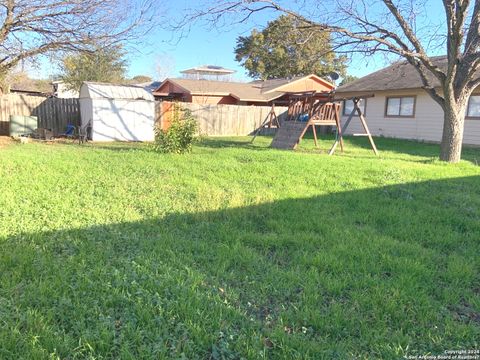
xmin=265 ymin=91 xmax=378 ymax=155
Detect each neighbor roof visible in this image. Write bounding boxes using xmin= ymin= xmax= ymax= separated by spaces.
xmin=181 ymin=65 xmax=236 ymax=76
xmin=250 ymin=74 xmax=333 ymax=93
xmin=336 ymin=56 xmax=448 ymax=93
xmin=154 ymin=74 xmax=333 ymax=102
xmin=11 ymin=78 xmax=52 ymax=95
xmin=135 ymin=81 xmax=162 ymax=93
xmin=155 ymin=78 xmax=285 ymax=102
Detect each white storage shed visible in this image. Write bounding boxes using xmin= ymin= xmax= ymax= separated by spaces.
xmin=79 ymin=82 xmax=155 ymax=141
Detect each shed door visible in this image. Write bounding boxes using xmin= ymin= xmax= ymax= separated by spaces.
xmin=92 ymin=99 xmax=154 ymax=141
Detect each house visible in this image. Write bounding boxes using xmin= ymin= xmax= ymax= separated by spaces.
xmin=336 ymin=56 xmax=480 ymax=146
xmin=153 ymin=74 xmax=335 ymax=105
xmin=9 ymin=75 xmax=51 ymax=97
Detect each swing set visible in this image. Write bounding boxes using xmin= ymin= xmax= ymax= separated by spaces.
xmin=253 ymin=91 xmax=378 ymax=156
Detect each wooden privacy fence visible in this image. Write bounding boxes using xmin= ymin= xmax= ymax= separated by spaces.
xmin=0 ymin=94 xmax=80 ymax=135
xmin=156 ymin=101 xmax=288 ymax=136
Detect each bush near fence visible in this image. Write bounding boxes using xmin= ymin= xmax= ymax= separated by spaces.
xmin=0 ymin=94 xmax=80 ymax=136
xmin=156 ymin=101 xmax=288 ymax=136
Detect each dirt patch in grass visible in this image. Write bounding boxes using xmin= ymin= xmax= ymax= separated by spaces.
xmin=0 ymin=136 xmax=14 ymax=148
xmin=450 ymin=300 xmax=480 ymax=325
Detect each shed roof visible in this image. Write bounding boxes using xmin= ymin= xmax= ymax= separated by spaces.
xmin=80 ymin=82 xmax=154 ymax=101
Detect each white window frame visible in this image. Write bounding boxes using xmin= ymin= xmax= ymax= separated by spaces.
xmin=467 ymin=95 xmax=480 ymax=119
xmin=342 ymin=99 xmax=367 ymax=116
xmin=385 ymin=96 xmax=416 ymax=118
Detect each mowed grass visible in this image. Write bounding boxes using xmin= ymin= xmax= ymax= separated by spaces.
xmin=0 ymin=135 xmax=479 ymax=359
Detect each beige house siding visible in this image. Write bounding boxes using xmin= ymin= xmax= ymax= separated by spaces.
xmin=339 ymin=89 xmax=480 ymax=146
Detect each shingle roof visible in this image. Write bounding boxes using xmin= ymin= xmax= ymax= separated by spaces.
xmin=156 ymin=78 xmax=285 ymax=102
xmin=11 ymin=77 xmax=52 ymax=94
xmin=135 ymin=81 xmax=162 ymax=93
xmin=336 ymin=56 xmax=449 ymax=93
xmin=154 ymin=74 xmax=333 ymax=102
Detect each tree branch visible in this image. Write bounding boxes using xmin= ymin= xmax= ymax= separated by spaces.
xmin=0 ymin=0 xmax=156 ymax=75
xmin=464 ymin=0 xmax=480 ymax=56
xmin=382 ymin=0 xmax=446 ymax=83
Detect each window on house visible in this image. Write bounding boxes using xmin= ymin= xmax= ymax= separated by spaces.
xmin=385 ymin=96 xmax=416 ymax=117
xmin=342 ymin=99 xmax=366 ymax=116
xmin=467 ymin=95 xmax=480 ymax=118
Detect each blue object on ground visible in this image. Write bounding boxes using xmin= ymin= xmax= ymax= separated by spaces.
xmin=64 ymin=124 xmax=75 ymax=136
xmin=299 ymin=114 xmax=309 ymax=122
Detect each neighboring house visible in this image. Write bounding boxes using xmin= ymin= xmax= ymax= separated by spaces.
xmin=52 ymin=81 xmax=79 ymax=98
xmin=10 ymin=88 xmax=48 ymax=97
xmin=336 ymin=56 xmax=480 ymax=146
xmin=153 ymin=74 xmax=335 ymax=105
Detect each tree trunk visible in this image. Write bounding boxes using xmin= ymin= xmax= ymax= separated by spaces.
xmin=440 ymin=98 xmax=467 ymax=163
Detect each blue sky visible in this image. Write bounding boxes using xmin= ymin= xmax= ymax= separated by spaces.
xmin=36 ymin=0 xmax=446 ymax=83
xmin=123 ymin=21 xmax=389 ymax=82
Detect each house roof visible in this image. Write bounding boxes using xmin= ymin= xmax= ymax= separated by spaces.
xmin=80 ymin=82 xmax=154 ymax=101
xmin=251 ymin=74 xmax=334 ymax=93
xmin=154 ymin=74 xmax=334 ymax=102
xmin=336 ymin=56 xmax=449 ymax=93
xmin=10 ymin=77 xmax=52 ymax=95
xmin=135 ymin=81 xmax=162 ymax=93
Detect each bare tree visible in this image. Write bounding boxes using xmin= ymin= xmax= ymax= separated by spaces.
xmin=154 ymin=52 xmax=176 ymax=81
xmin=178 ymin=0 xmax=480 ymax=163
xmin=0 ymin=0 xmax=156 ymax=90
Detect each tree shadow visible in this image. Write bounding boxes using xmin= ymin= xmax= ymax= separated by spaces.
xmin=58 ymin=133 xmax=480 ymax=166
xmin=196 ymin=136 xmax=273 ymax=151
xmin=342 ymin=135 xmax=480 ymax=164
xmin=57 ymin=140 xmax=154 ymax=153
xmin=1 ymin=177 xmax=479 ymax=358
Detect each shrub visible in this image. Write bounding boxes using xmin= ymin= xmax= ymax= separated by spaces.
xmin=154 ymin=104 xmax=199 ymax=154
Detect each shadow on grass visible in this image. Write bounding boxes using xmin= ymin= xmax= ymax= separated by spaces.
xmin=59 ymin=141 xmax=156 ymax=153
xmin=1 ymin=177 xmax=479 ymax=358
xmin=58 ymin=135 xmax=480 ymax=165
xmin=342 ymin=135 xmax=480 ymax=164
xmin=196 ymin=133 xmax=457 ymax=163
xmin=196 ymin=137 xmax=272 ymax=151
xmin=89 ymin=144 xmax=155 ymax=153
xmin=295 ymin=133 xmax=441 ymax=159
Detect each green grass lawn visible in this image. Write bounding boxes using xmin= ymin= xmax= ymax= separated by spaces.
xmin=0 ymin=135 xmax=479 ymax=359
